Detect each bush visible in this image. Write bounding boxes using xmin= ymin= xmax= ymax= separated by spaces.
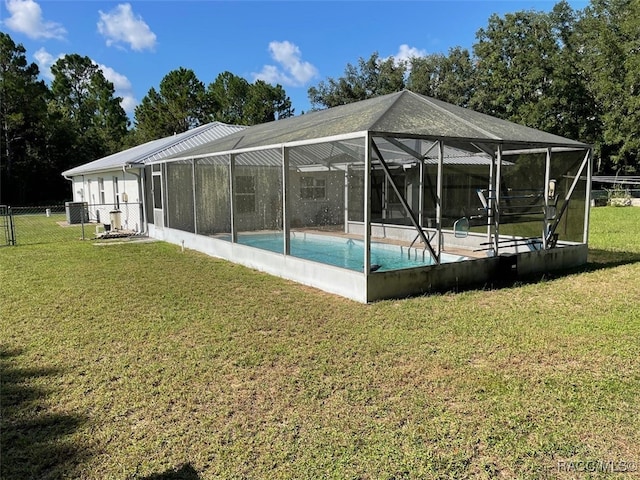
xmin=606 ymin=184 xmax=632 ymax=207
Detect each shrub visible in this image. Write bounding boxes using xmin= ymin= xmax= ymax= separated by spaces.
xmin=606 ymin=184 xmax=632 ymax=207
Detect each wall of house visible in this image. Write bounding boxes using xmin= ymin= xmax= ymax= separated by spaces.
xmin=194 ymin=163 xmax=231 ymax=235
xmin=288 ymin=170 xmax=346 ymax=229
xmin=233 ymin=166 xmax=283 ymax=233
xmin=69 ymin=170 xmax=144 ymax=231
xmin=155 ymin=164 xmax=360 ymax=237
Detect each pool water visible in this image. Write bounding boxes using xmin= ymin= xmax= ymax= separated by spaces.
xmin=235 ymin=232 xmax=467 ymax=272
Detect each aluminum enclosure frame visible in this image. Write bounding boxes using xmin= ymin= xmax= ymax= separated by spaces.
xmin=146 ymin=124 xmax=592 ymax=303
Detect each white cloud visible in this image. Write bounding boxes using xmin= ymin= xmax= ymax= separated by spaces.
xmin=98 ymin=64 xmax=132 ymax=92
xmin=97 ymin=63 xmax=137 ymax=114
xmin=385 ymin=44 xmax=428 ymax=69
xmin=33 ymin=48 xmax=137 ymax=114
xmin=3 ymin=0 xmax=66 ymax=40
xmin=119 ymin=95 xmax=137 ymax=114
xmin=33 ymin=47 xmax=60 ymax=80
xmin=394 ymin=44 xmax=428 ymax=64
xmin=253 ymin=41 xmax=318 ymax=87
xmin=97 ymin=3 xmax=156 ymax=52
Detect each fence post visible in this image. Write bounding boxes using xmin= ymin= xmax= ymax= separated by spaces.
xmin=1 ymin=205 xmax=16 ymax=246
xmin=9 ymin=206 xmax=15 ymax=245
xmin=81 ymin=203 xmax=85 ymax=240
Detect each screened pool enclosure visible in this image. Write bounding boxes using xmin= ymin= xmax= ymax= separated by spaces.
xmin=145 ymin=91 xmax=591 ymax=302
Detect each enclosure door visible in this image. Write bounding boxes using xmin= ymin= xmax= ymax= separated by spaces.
xmin=152 ymin=165 xmax=164 ymax=228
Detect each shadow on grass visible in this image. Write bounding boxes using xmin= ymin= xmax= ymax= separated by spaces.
xmin=585 ymin=248 xmax=640 ymax=270
xmin=494 ymin=248 xmax=640 ymax=291
xmin=411 ymin=248 xmax=640 ymax=299
xmin=0 ymin=345 xmax=90 ymax=479
xmin=138 ymin=464 xmax=201 ymax=480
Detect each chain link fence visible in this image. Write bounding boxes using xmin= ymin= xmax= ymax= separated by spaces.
xmin=1 ymin=205 xmax=16 ymax=246
xmin=1 ymin=202 xmax=144 ymax=246
xmin=592 ymin=188 xmax=640 ymax=207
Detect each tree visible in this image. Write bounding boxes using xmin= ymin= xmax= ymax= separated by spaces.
xmin=407 ymin=47 xmax=475 ymax=107
xmin=471 ymin=10 xmax=561 ymax=127
xmin=244 ymin=80 xmax=293 ymax=124
xmin=206 ymin=71 xmax=250 ymax=125
xmin=577 ymin=0 xmax=640 ymax=173
xmin=546 ymin=1 xmax=600 ymax=145
xmin=134 ymin=67 xmax=208 ymax=142
xmin=0 ymin=32 xmax=49 ymax=204
xmin=50 ymin=54 xmax=128 ymax=166
xmin=307 ymin=53 xmax=406 ymax=109
xmin=206 ymin=72 xmax=294 ymax=125
xmin=212 ymin=73 xmax=294 ymax=125
xmin=469 ymin=4 xmax=600 ymax=162
xmin=133 ymin=69 xmax=293 ymax=142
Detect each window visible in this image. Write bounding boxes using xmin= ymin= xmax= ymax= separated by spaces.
xmin=235 ymin=175 xmax=255 ymax=213
xmin=300 ymin=176 xmax=326 ymax=200
xmin=98 ymin=177 xmax=105 ymax=204
xmin=113 ymin=176 xmax=120 ymax=208
xmin=152 ymin=174 xmax=162 ymax=209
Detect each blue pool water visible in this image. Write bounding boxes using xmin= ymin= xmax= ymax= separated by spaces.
xmin=235 ymin=232 xmax=467 ymax=272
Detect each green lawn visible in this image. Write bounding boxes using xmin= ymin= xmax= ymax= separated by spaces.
xmin=1 ymin=207 xmax=639 ymax=479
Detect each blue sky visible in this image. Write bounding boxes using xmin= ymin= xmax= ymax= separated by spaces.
xmin=2 ymin=0 xmax=589 ymax=120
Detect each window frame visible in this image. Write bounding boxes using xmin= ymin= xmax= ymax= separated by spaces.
xmin=113 ymin=176 xmax=120 ymax=208
xmin=300 ymin=176 xmax=327 ymax=201
xmin=98 ymin=177 xmax=106 ymax=204
xmin=234 ymin=175 xmax=256 ymax=214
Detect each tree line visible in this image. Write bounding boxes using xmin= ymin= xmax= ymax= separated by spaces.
xmin=0 ymin=34 xmax=293 ymax=205
xmin=1 ymin=0 xmax=638 ymax=205
xmin=309 ymin=0 xmax=639 ymax=176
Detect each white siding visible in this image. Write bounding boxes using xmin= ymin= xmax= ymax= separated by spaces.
xmin=68 ymin=170 xmax=144 ymax=232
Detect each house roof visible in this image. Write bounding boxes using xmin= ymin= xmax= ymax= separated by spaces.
xmin=62 ymin=122 xmax=245 ymax=177
xmin=164 ymin=90 xmax=588 ymax=162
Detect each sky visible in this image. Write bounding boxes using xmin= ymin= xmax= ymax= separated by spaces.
xmin=1 ymin=0 xmax=589 ymax=121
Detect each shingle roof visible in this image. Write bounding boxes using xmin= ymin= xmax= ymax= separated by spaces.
xmin=165 ymin=90 xmax=588 ymax=161
xmin=62 ymin=122 xmax=245 ymax=177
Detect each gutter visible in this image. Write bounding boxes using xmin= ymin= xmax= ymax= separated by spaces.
xmin=62 ymin=174 xmax=81 ymax=201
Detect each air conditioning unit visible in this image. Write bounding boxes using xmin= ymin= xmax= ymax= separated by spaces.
xmin=65 ymin=201 xmax=89 ymax=224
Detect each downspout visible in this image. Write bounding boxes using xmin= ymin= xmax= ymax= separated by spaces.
xmin=69 ymin=174 xmax=83 ymax=201
xmin=124 ymin=164 xmax=147 ymax=234
xmin=62 ymin=174 xmax=74 ymax=211
xmin=62 ymin=174 xmax=73 ymax=197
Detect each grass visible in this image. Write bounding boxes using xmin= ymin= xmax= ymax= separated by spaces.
xmin=9 ymin=212 xmax=87 ymax=245
xmin=1 ymin=206 xmax=640 ymax=479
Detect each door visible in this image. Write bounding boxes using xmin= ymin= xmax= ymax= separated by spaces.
xmin=152 ymin=164 xmax=164 ymax=228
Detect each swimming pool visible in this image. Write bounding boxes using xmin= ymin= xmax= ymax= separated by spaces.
xmin=235 ymin=231 xmax=467 ymax=272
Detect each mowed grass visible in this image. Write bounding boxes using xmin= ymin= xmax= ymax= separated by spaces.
xmin=1 ymin=207 xmax=640 ymax=479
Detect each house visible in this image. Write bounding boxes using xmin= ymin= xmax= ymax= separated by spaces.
xmin=61 ymin=122 xmax=245 ymax=232
xmin=67 ymin=91 xmax=592 ymax=302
